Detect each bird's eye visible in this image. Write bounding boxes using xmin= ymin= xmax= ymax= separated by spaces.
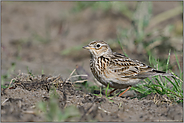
xmin=96 ymin=44 xmax=101 ymax=48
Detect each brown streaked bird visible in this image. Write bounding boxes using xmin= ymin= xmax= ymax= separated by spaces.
xmin=83 ymin=40 xmax=173 ymax=97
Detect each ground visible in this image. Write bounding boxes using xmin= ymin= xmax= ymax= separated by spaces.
xmin=1 ymin=73 xmax=183 ymax=122
xmin=1 ymin=1 xmax=183 ymax=122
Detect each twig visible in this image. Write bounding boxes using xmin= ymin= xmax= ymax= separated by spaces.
xmin=153 ymin=94 xmax=159 ymax=105
xmin=73 ymin=80 xmax=87 ymax=83
xmin=70 ymin=74 xmax=88 ymax=78
xmin=65 ymin=68 xmax=88 ymax=83
xmin=66 ymin=68 xmax=76 ymax=82
xmin=98 ymin=106 xmax=111 ymax=114
xmin=8 ymin=78 xmax=16 ymax=88
xmin=23 ymin=110 xmax=35 ymax=114
xmin=2 ymin=98 xmax=9 ymax=105
xmin=51 ymin=76 xmax=63 ymax=84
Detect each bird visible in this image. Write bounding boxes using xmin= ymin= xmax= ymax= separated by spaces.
xmin=83 ymin=40 xmax=173 ymax=97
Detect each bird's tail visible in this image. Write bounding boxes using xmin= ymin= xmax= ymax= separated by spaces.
xmin=130 ymin=69 xmax=173 ymax=79
xmin=152 ymin=70 xmax=173 ymax=76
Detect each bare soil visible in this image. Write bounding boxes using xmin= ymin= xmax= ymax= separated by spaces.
xmin=1 ymin=2 xmax=183 ymax=122
xmin=1 ymin=73 xmax=183 ymax=122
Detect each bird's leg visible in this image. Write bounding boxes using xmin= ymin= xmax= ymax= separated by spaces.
xmin=108 ymin=88 xmax=117 ymax=96
xmin=118 ymin=86 xmax=131 ymax=97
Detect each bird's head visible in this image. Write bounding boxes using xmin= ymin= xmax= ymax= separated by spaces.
xmin=83 ymin=40 xmax=112 ymax=57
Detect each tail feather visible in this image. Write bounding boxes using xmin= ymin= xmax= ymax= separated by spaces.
xmin=152 ymin=70 xmax=173 ymax=76
xmin=123 ymin=68 xmax=173 ymax=79
xmin=128 ymin=69 xmax=173 ymax=79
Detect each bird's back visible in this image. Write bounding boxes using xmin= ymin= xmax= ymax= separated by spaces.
xmin=109 ymin=52 xmax=173 ymax=78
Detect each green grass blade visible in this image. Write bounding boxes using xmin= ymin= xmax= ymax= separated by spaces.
xmin=174 ymin=51 xmax=182 ymax=79
xmin=172 ymin=77 xmax=183 ymax=93
xmin=116 ymin=37 xmax=128 ymax=57
xmin=154 ymin=76 xmax=163 ymax=87
xmin=105 ymin=84 xmax=110 ymax=97
xmin=131 ymin=86 xmax=149 ymax=94
xmin=164 ymin=76 xmax=179 ymax=92
xmin=163 ymin=87 xmax=182 ymax=99
xmin=169 ymin=70 xmax=183 ymax=82
xmin=165 ymin=50 xmax=171 ymax=86
xmin=166 ymin=49 xmax=171 ymax=72
xmin=144 ymin=84 xmax=160 ymax=94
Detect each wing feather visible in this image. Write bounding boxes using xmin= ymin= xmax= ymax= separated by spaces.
xmin=108 ymin=52 xmax=154 ymax=78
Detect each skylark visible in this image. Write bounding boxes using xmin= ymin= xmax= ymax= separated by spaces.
xmin=83 ymin=40 xmax=173 ymax=97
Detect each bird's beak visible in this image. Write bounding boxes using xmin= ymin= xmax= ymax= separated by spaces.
xmin=83 ymin=45 xmax=90 ymax=49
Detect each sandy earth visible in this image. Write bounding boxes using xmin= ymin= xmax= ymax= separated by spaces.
xmin=1 ymin=1 xmax=183 ymax=122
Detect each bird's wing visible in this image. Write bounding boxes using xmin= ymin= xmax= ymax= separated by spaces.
xmin=108 ymin=52 xmax=155 ymax=78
